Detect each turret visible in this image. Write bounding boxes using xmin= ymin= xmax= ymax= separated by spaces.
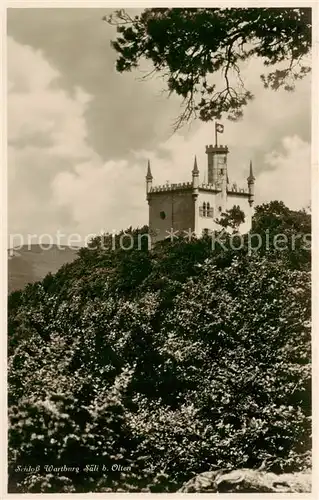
xmin=146 ymin=159 xmax=153 ymax=199
xmin=247 ymin=160 xmax=255 ymax=206
xmin=192 ymin=155 xmax=199 ymax=189
xmin=205 ymin=144 xmax=229 ymax=186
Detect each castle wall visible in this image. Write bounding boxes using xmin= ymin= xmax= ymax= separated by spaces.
xmin=148 ymin=190 xmax=195 ymax=242
xmin=196 ymin=190 xmax=253 ymax=235
xmin=226 ymin=194 xmax=253 ymax=234
xmin=197 ymin=190 xmax=225 ymax=235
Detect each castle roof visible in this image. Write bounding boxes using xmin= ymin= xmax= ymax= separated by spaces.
xmin=146 ymin=159 xmax=153 ymax=180
xmin=192 ymin=155 xmax=199 ymax=174
xmin=247 ymin=160 xmax=255 ymax=182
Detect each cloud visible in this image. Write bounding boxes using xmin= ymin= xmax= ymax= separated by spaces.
xmin=8 ymin=36 xmax=59 ymax=92
xmin=51 ymin=130 xmax=311 ymax=244
xmin=256 ymin=136 xmax=311 ymax=210
xmin=7 ymin=8 xmax=182 ymax=161
xmin=8 ymin=29 xmax=311 ymax=245
xmin=8 ymin=38 xmax=92 ymax=159
xmin=8 ymin=36 xmax=94 ymax=239
xmin=51 ymin=159 xmax=146 ymax=238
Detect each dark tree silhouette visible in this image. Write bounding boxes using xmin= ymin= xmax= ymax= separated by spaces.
xmin=107 ymin=8 xmax=311 ymax=129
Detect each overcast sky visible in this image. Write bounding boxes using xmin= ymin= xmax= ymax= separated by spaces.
xmin=7 ymin=8 xmax=311 ymax=245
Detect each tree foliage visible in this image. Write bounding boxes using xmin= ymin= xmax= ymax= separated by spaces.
xmin=8 ymin=202 xmax=311 ymax=492
xmin=216 ymin=204 xmax=245 ymax=231
xmin=107 ymin=8 xmax=311 ymax=128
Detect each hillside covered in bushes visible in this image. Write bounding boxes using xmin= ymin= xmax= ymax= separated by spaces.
xmin=8 ymin=201 xmax=311 ymax=493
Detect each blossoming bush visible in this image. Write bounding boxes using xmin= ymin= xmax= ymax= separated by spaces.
xmin=8 ymin=203 xmax=311 ymax=492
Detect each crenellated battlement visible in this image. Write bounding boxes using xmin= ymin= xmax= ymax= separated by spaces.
xmin=199 ymin=182 xmax=220 ymax=192
xmin=227 ymin=185 xmax=249 ymax=195
xmin=149 ymin=181 xmax=248 ymax=195
xmin=150 ymin=181 xmax=193 ymax=193
xmin=205 ymin=144 xmax=229 ymax=153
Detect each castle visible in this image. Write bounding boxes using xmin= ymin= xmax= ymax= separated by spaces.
xmin=146 ymin=141 xmax=255 ymax=241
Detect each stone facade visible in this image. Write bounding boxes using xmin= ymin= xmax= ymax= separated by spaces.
xmin=146 ymin=143 xmax=255 ymax=242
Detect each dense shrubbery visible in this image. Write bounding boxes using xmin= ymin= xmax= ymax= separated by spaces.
xmin=8 ymin=202 xmax=311 ymax=492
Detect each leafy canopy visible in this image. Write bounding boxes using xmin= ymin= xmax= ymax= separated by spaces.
xmin=107 ymin=8 xmax=311 ymax=129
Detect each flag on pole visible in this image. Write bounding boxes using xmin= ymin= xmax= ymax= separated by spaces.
xmin=216 ymin=123 xmax=224 ymax=133
xmin=215 ymin=122 xmax=224 ymax=146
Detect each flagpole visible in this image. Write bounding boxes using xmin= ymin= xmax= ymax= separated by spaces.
xmin=215 ymin=123 xmax=217 ymax=147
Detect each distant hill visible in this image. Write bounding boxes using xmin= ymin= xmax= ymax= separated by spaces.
xmin=8 ymin=244 xmax=79 ymax=294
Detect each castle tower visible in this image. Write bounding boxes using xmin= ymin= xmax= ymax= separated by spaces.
xmin=247 ymin=160 xmax=255 ymax=206
xmin=146 ymin=134 xmax=255 ymax=242
xmin=205 ymin=144 xmax=229 ymax=187
xmin=146 ymin=159 xmax=153 ymax=200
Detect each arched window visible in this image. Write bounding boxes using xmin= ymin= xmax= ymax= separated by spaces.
xmin=203 ymin=202 xmax=207 ymax=217
xmin=200 ymin=202 xmax=214 ymax=217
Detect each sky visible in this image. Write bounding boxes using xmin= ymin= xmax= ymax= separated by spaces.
xmin=7 ymin=8 xmax=311 ymax=245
